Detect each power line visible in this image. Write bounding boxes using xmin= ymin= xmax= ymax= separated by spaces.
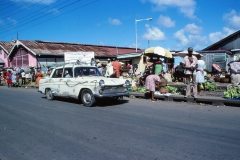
xmin=0 ymin=0 xmax=82 ymax=35
xmin=0 ymin=0 xmax=45 ymax=19
xmin=0 ymin=0 xmax=21 ymax=9
xmin=0 ymin=0 xmax=99 ymax=39
xmin=0 ymin=0 xmax=34 ymax=13
xmin=1 ymin=0 xmax=70 ymax=29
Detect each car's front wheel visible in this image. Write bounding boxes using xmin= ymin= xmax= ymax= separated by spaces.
xmin=81 ymin=89 xmax=96 ymax=107
xmin=46 ymin=88 xmax=54 ymax=100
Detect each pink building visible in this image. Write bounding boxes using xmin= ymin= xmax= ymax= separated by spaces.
xmin=7 ymin=40 xmax=141 ymax=69
xmin=0 ymin=41 xmax=14 ymax=68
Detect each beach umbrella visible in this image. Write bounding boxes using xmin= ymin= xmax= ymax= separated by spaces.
xmin=144 ymin=46 xmax=171 ymax=58
xmin=175 ymin=50 xmax=200 ymax=57
xmin=212 ymin=64 xmax=221 ymax=72
xmin=165 ymin=52 xmax=172 ymax=58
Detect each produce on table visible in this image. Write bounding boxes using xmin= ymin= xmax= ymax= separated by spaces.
xmin=131 ymin=87 xmax=147 ymax=93
xmin=205 ymin=81 xmax=218 ymax=91
xmin=163 ymin=85 xmax=178 ymax=94
xmin=224 ymin=87 xmax=240 ymax=99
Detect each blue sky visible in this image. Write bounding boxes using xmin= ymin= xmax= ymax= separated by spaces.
xmin=0 ymin=0 xmax=240 ymax=51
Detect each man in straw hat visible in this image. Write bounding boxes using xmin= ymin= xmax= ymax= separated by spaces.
xmin=181 ymin=47 xmax=198 ymax=98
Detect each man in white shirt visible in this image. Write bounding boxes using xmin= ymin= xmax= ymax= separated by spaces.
xmin=21 ymin=71 xmax=26 ymax=85
xmin=182 ymin=47 xmax=198 ymax=98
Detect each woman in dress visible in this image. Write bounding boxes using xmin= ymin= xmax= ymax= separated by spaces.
xmin=145 ymin=74 xmax=162 ymax=101
xmin=11 ymin=71 xmax=17 ymax=87
xmin=196 ymin=54 xmax=205 ymax=94
xmin=35 ymin=69 xmax=43 ymax=86
xmin=6 ymin=70 xmax=12 ymax=88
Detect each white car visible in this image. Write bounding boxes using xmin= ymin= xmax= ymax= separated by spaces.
xmin=38 ymin=63 xmax=130 ymax=107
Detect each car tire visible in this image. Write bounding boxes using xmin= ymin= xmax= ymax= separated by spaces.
xmin=81 ymin=89 xmax=96 ymax=107
xmin=46 ymin=89 xmax=54 ymax=100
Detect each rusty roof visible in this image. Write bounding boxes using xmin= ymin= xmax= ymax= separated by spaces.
xmin=15 ymin=40 xmax=143 ymax=56
xmin=0 ymin=41 xmax=14 ymax=53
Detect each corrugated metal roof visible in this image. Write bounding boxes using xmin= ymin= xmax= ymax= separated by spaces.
xmin=17 ymin=40 xmax=143 ymax=56
xmin=0 ymin=41 xmax=14 ymax=53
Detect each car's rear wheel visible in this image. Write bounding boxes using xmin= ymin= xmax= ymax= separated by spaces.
xmin=46 ymin=89 xmax=54 ymax=100
xmin=81 ymin=89 xmax=96 ymax=107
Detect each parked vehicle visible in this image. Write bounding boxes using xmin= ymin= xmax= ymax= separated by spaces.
xmin=38 ymin=62 xmax=130 ymax=107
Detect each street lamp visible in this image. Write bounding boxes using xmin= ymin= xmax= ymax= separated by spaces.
xmin=135 ymin=18 xmax=152 ymax=52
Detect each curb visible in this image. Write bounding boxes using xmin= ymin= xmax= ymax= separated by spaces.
xmin=128 ymin=92 xmax=240 ymax=107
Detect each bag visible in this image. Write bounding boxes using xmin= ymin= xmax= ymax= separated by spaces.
xmin=8 ymin=75 xmax=12 ymax=80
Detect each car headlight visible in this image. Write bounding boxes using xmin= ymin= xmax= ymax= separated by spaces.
xmin=99 ymin=79 xmax=105 ymax=88
xmin=125 ymin=79 xmax=130 ymax=86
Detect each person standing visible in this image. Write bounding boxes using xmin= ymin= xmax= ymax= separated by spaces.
xmin=155 ymin=59 xmax=163 ymax=75
xmin=6 ymin=70 xmax=12 ymax=88
xmin=111 ymin=58 xmax=122 ymax=78
xmin=196 ymin=54 xmax=205 ymax=94
xmin=128 ymin=62 xmax=133 ymax=76
xmin=21 ymin=70 xmax=26 ymax=86
xmin=36 ymin=69 xmax=43 ymax=86
xmin=182 ymin=47 xmax=198 ymax=98
xmin=105 ymin=58 xmax=113 ymax=77
xmin=145 ymin=74 xmax=162 ymax=102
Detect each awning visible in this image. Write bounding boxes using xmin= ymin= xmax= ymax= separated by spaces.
xmin=117 ymin=52 xmax=142 ymax=59
xmin=0 ymin=58 xmax=4 ymax=64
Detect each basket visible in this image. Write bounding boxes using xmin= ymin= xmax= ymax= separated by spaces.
xmin=159 ymin=88 xmax=169 ymax=94
xmin=214 ymin=77 xmax=220 ymax=82
xmin=161 ymin=78 xmax=167 ymax=86
xmin=220 ymin=78 xmax=230 ymax=83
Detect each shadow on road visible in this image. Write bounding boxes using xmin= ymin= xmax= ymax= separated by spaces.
xmin=41 ymin=96 xmax=129 ymax=107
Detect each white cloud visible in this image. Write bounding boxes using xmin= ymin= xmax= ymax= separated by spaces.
xmin=11 ymin=0 xmax=56 ymax=5
xmin=174 ymin=29 xmax=188 ymax=46
xmin=142 ymin=24 xmax=166 ymax=40
xmin=208 ymin=27 xmax=235 ymax=44
xmin=184 ymin=23 xmax=202 ymax=35
xmin=223 ymin=9 xmax=240 ymax=29
xmin=7 ymin=18 xmax=17 ymax=25
xmin=174 ymin=24 xmax=207 ymax=50
xmin=108 ymin=18 xmax=122 ymax=25
xmin=157 ymin=15 xmax=175 ymax=28
xmin=149 ymin=0 xmax=197 ymax=19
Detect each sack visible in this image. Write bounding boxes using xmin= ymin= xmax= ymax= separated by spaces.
xmin=164 ymin=73 xmax=172 ymax=82
xmin=161 ymin=77 xmax=167 ymax=86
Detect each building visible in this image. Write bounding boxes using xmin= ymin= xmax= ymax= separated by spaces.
xmin=7 ymin=40 xmax=141 ymax=69
xmin=0 ymin=41 xmax=14 ymax=68
xmin=199 ymin=30 xmax=240 ymax=72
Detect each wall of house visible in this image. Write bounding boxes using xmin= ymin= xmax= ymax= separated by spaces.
xmin=28 ymin=53 xmax=37 ymax=67
xmin=0 ymin=49 xmax=9 ymax=67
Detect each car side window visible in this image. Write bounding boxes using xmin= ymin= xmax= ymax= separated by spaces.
xmin=63 ymin=68 xmax=73 ymax=78
xmin=52 ymin=68 xmax=63 ymax=78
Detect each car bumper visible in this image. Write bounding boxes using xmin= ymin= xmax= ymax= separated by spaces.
xmin=94 ymin=92 xmax=129 ymax=98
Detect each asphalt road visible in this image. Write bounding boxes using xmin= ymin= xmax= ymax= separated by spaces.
xmin=0 ymin=86 xmax=240 ymax=160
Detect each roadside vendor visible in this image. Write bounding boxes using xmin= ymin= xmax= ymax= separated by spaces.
xmin=181 ymin=47 xmax=198 ymax=98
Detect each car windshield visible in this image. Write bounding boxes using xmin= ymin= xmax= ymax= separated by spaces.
xmin=74 ymin=67 xmax=102 ymax=77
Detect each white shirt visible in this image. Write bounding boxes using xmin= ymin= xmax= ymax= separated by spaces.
xmin=197 ymin=60 xmax=205 ymax=70
xmin=21 ymin=72 xmax=26 ymax=78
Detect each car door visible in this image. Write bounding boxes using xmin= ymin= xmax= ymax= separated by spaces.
xmin=59 ymin=67 xmax=76 ymax=98
xmin=50 ymin=68 xmax=64 ymax=96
